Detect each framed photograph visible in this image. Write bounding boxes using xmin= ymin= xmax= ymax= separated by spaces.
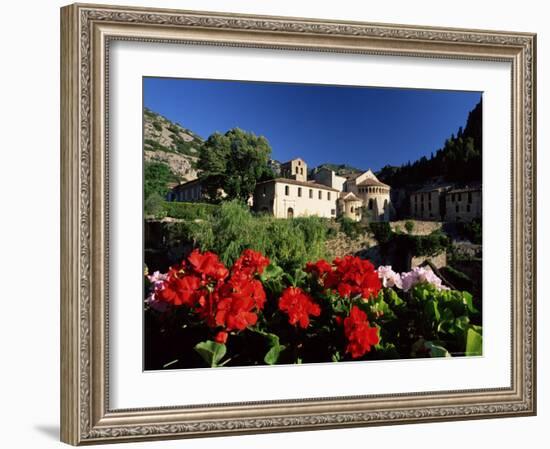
xmin=60 ymin=3 xmax=536 ymax=445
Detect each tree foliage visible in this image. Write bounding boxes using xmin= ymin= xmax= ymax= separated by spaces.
xmin=198 ymin=128 xmax=274 ymax=202
xmin=144 ymin=161 xmax=178 ymax=199
xmin=377 ymin=101 xmax=482 ymax=187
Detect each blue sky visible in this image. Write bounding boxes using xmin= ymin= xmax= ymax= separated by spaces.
xmin=143 ymin=77 xmax=481 ymax=171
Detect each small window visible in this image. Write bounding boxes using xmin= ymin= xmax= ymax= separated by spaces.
xmin=298 ymin=160 xmax=301 ymax=166
xmin=300 ymin=168 xmax=303 ymax=175
xmin=452 ymin=193 xmax=456 ymax=202
xmin=456 ymin=204 xmax=459 ymax=213
xmin=351 ymin=206 xmax=354 ymax=213
xmin=285 ymin=185 xmax=289 ymax=196
xmin=467 ymin=204 xmax=471 ymax=212
xmin=458 ymin=193 xmax=462 ymax=202
xmin=468 ymin=192 xmax=473 ymax=203
xmin=298 ymin=187 xmax=302 ymax=197
xmin=421 ymin=195 xmax=424 ymax=203
xmin=331 ymin=209 xmax=336 ymax=215
xmin=319 ymin=191 xmax=322 ymax=200
xmin=368 ymin=199 xmax=374 ymax=210
xmin=309 ymin=189 xmax=313 ymax=198
xmin=327 ymin=192 xmax=331 ymax=201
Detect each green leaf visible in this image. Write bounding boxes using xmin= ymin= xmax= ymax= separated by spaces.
xmin=250 ymin=328 xmax=285 ymax=365
xmin=260 ymin=263 xmax=284 ymax=282
xmin=465 ymin=326 xmax=483 ymax=356
xmin=264 ymin=344 xmax=286 ymax=365
xmin=424 ymin=300 xmax=441 ymax=322
xmin=385 ymin=288 xmax=405 ymax=307
xmin=425 ymin=341 xmax=452 ymax=358
xmin=462 ymin=291 xmax=478 ymax=314
xmin=194 ymin=340 xmax=227 ymax=367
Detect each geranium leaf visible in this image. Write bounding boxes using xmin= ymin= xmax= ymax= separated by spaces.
xmin=194 ymin=340 xmax=227 ymax=367
xmin=465 ymin=326 xmax=483 ymax=356
xmin=264 ymin=344 xmax=285 ymax=365
xmin=260 ymin=263 xmax=284 ymax=282
xmin=425 ymin=341 xmax=451 ymax=358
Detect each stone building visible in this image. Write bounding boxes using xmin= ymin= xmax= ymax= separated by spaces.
xmin=410 ymin=184 xmax=452 ymax=221
xmin=445 ymin=185 xmax=482 ymax=222
xmin=344 ymin=170 xmax=391 ymax=222
xmin=168 ymin=156 xmax=393 ymax=223
xmin=254 ymin=176 xmax=338 ymax=219
xmin=337 ymin=192 xmax=363 ymax=221
xmin=167 ymin=179 xmax=204 ymax=202
xmin=280 ymin=158 xmax=307 ymax=182
xmin=312 ymin=167 xmax=346 ymax=192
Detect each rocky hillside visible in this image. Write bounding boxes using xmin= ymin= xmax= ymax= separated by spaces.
xmin=311 ymin=163 xmax=363 ymax=177
xmin=144 ymin=108 xmax=202 ymax=182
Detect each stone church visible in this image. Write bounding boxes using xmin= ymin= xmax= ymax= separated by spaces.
xmin=253 ymin=158 xmax=391 ymax=221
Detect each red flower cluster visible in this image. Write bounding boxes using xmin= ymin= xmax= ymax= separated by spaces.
xmin=156 ymin=249 xmax=270 ymax=340
xmin=307 ymin=256 xmax=381 ymax=301
xmin=278 ymin=287 xmax=321 ymax=329
xmin=231 ymin=248 xmax=270 ymax=278
xmin=344 ymin=306 xmax=380 ymax=358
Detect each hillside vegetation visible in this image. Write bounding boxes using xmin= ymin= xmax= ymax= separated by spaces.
xmin=144 ymin=108 xmax=203 ymax=182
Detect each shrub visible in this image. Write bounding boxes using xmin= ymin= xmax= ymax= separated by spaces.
xmin=456 ymin=218 xmax=482 ymax=244
xmin=369 ymin=222 xmax=392 ymax=244
xmin=145 ymin=193 xmax=166 ymax=218
xmin=152 ymin=121 xmax=162 ymax=132
xmin=404 ymin=220 xmax=415 ymax=234
xmin=170 ymin=200 xmax=329 ymax=271
xmin=162 ymin=201 xmax=218 ymax=220
xmin=337 ymin=216 xmax=362 ymax=240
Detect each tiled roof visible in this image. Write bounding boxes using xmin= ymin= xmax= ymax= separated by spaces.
xmin=357 ymin=178 xmax=389 ymax=188
xmin=339 ymin=192 xmax=361 ymax=201
xmin=256 ymin=177 xmax=339 ymax=192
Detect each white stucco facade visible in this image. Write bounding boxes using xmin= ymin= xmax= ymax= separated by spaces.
xmin=344 ymin=170 xmax=391 ymax=221
xmin=254 ymin=178 xmax=338 ymax=218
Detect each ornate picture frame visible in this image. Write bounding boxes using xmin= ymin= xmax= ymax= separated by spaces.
xmin=60 ymin=3 xmax=536 ymax=445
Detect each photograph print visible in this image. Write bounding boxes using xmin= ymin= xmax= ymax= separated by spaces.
xmin=143 ymin=78 xmax=483 ymax=370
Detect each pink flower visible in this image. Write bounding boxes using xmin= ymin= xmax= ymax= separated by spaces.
xmin=377 ymin=265 xmax=403 ymax=289
xmin=400 ymin=267 xmax=448 ymax=291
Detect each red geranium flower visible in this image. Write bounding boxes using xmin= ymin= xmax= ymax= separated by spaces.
xmin=343 ymin=306 xmax=379 ymax=358
xmin=214 ymin=292 xmax=258 ymax=331
xmin=187 ymin=249 xmax=229 ymax=282
xmin=214 ymin=331 xmax=228 ymax=344
xmin=156 ymin=274 xmax=201 ymax=307
xmin=278 ymin=287 xmax=321 ymax=329
xmin=232 ymin=249 xmax=270 ymax=278
xmin=305 ymin=259 xmax=333 ymax=278
xmin=325 ymin=255 xmax=381 ymax=300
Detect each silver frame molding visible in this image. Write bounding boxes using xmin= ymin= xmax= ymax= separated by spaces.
xmin=60 ymin=3 xmax=537 ymax=445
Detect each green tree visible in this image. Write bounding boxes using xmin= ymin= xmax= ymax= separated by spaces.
xmin=198 ymin=128 xmax=273 ymax=202
xmin=144 ymin=161 xmax=177 ymax=199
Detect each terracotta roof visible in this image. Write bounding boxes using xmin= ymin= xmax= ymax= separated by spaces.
xmin=357 ymin=178 xmax=389 ymax=188
xmin=339 ymin=192 xmax=361 ymax=201
xmin=256 ymin=177 xmax=339 ymax=192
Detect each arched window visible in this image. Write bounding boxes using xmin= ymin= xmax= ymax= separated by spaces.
xmin=368 ymin=199 xmax=374 ymax=210
xmin=287 ymin=207 xmax=294 ymax=219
